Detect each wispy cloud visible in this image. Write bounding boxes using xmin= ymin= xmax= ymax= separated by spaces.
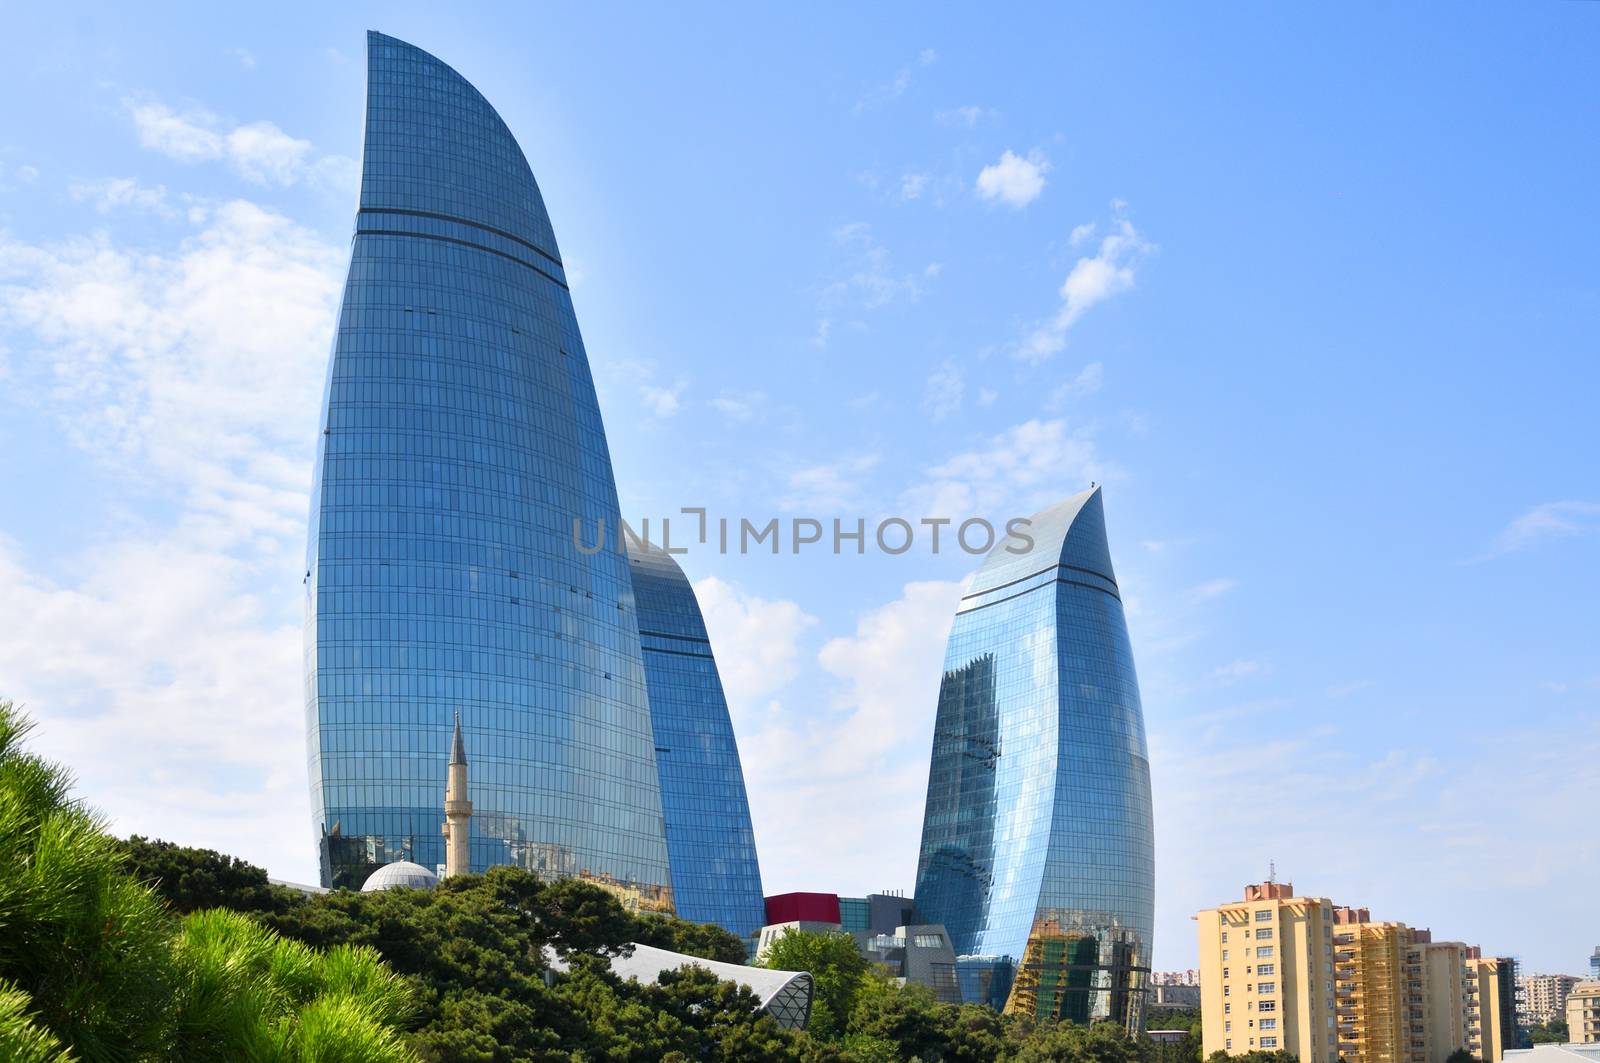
xmin=921 ymin=359 xmax=964 ymax=421
xmin=975 ymin=149 xmax=1050 ymax=208
xmin=904 ymin=417 xmax=1104 ymax=521
xmin=1046 ymin=361 xmax=1104 ymax=408
xmin=68 ymin=177 xmax=175 ymax=217
xmin=1482 ymin=500 xmax=1600 ymax=559
xmin=0 ymin=197 xmax=345 ymax=882
xmin=780 ymin=454 xmax=881 ymax=512
xmin=934 ymin=105 xmax=992 ymax=128
xmin=1211 ymin=658 xmax=1266 ymax=684
xmin=124 ymin=98 xmax=356 ymax=192
xmin=1189 ymin=577 xmax=1239 ymax=600
xmin=1019 ymin=213 xmax=1154 ymax=364
xmin=813 ymin=223 xmax=926 ymax=346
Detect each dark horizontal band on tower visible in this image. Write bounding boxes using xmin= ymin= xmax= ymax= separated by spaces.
xmin=356 ymin=226 xmax=570 ymax=292
xmin=960 ymin=561 xmax=1119 ymax=603
xmin=357 ymin=206 xmax=564 ymax=267
xmin=956 ymin=573 xmax=1122 ymax=616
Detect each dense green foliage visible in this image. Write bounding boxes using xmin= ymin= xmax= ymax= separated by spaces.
xmin=1526 ymin=1020 xmax=1568 ymax=1045
xmin=4 ymin=696 xmax=1225 ymax=1060
xmin=0 ymin=699 xmax=420 ymax=1061
xmin=1445 ymin=1049 xmax=1483 ymax=1063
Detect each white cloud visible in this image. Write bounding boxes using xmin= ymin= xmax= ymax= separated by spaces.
xmin=977 ymin=386 xmax=998 ymax=407
xmin=638 ymin=380 xmax=686 ymax=418
xmin=1046 ymin=360 xmax=1104 ymax=408
xmin=899 ymin=172 xmax=930 ymax=201
xmin=921 ymin=358 xmax=964 ymax=421
xmin=918 ymin=48 xmax=939 ymax=66
xmin=975 ymin=149 xmax=1050 ymax=208
xmin=128 ymin=101 xmax=224 ymax=162
xmin=1069 ymin=222 xmax=1096 ymax=247
xmin=0 ymin=198 xmax=345 ymax=882
xmin=781 ymin=454 xmax=881 ymax=512
xmin=1486 ymin=500 xmax=1600 ymax=558
xmin=1189 ymin=577 xmax=1238 ymax=600
xmin=228 ymin=47 xmax=257 ymax=69
xmin=694 ymin=577 xmax=818 ymax=715
xmin=124 ymin=98 xmax=355 ymax=192
xmin=905 ymin=417 xmax=1103 ymax=520
xmin=813 ymin=223 xmax=923 ymax=339
xmin=1211 ymin=658 xmax=1265 ymax=684
xmin=1019 ymin=215 xmax=1154 ymax=364
xmin=726 ymin=580 xmax=962 ymax=895
xmin=934 ymin=105 xmax=990 ymax=128
xmin=68 ymin=177 xmax=173 ymax=216
xmin=225 ymin=122 xmax=313 ymax=186
xmin=709 ymin=390 xmax=765 ymax=422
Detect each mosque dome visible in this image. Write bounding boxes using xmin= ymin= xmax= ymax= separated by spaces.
xmin=360 ymin=860 xmax=439 ymax=892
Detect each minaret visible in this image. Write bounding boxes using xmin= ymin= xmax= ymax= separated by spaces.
xmin=442 ymin=712 xmax=471 ymax=878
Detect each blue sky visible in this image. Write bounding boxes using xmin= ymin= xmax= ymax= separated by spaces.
xmin=1 ymin=3 xmax=1595 ymax=974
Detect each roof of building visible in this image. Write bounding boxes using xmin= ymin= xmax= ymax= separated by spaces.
xmin=546 ymin=942 xmax=812 ymax=1029
xmin=1505 ymin=1046 xmax=1600 ymax=1063
xmin=360 ymin=861 xmax=439 ymax=892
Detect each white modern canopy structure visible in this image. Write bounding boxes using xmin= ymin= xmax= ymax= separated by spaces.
xmin=546 ymin=942 xmax=812 ymax=1029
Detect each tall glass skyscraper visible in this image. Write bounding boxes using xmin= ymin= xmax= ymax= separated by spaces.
xmin=625 ymin=531 xmax=766 ymax=941
xmin=304 ymin=32 xmax=672 ymax=901
xmin=912 ymin=487 xmax=1154 ymax=1029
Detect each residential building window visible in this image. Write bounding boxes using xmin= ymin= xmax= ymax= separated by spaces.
xmin=1260 ymin=982 xmax=1276 ymax=994
xmin=1223 ymin=950 xmax=1230 ymax=961
xmin=1225 ymin=1004 xmax=1232 ymax=1015
xmin=1261 ymin=1019 xmax=1277 ymax=1030
xmin=1260 ymin=1001 xmax=1277 ymax=1013
xmin=1226 ymin=1022 xmax=1232 ymax=1032
xmin=1256 ymin=928 xmax=1274 ymax=939
xmin=1226 ymin=1041 xmax=1232 ymax=1050
xmin=1224 ymin=969 xmax=1230 ymax=979
xmin=1256 ymin=910 xmax=1273 ymax=922
xmin=1223 ymin=932 xmax=1229 ymax=943
xmin=1263 ymin=1037 xmax=1279 ymax=1049
xmin=1224 ymin=986 xmax=1231 ymax=997
xmin=1258 ymin=947 xmax=1274 ymax=958
xmin=1259 ymin=964 xmax=1275 ymax=976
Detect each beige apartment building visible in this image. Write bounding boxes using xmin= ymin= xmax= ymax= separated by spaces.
xmin=1520 ymin=974 xmax=1583 ymax=1026
xmin=1422 ymin=940 xmax=1472 ymax=1063
xmin=1199 ymin=885 xmax=1517 ymax=1063
xmin=1198 ymin=882 xmax=1338 ymax=1063
xmin=1568 ymin=981 xmax=1600 ymax=1045
xmin=1466 ymin=951 xmax=1519 ymax=1063
xmin=1328 ymin=907 xmax=1426 ymax=1063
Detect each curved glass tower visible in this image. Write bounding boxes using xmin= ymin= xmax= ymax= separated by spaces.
xmin=912 ymin=487 xmax=1153 ymax=1029
xmin=625 ymin=531 xmax=766 ymax=941
xmin=304 ymin=32 xmax=671 ymax=903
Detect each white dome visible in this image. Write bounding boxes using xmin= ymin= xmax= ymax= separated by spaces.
xmin=360 ymin=861 xmax=439 ymax=892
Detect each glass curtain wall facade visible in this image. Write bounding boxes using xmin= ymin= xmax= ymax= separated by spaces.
xmin=625 ymin=531 xmax=766 ymax=940
xmin=913 ymin=487 xmax=1154 ymax=1030
xmin=304 ymin=31 xmax=672 ymax=902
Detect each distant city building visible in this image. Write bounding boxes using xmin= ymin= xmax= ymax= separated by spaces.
xmin=757 ymin=891 xmax=958 ymax=1003
xmin=1152 ymin=984 xmax=1201 ymax=1008
xmin=1568 ymin=981 xmax=1600 ymax=1045
xmin=912 ymin=487 xmax=1154 ymax=1031
xmin=1197 ymin=881 xmax=1338 ymax=1063
xmin=1521 ymin=974 xmax=1584 ymax=1026
xmin=1152 ymin=970 xmax=1201 ymax=987
xmin=1593 ymin=948 xmax=1600 ymax=982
